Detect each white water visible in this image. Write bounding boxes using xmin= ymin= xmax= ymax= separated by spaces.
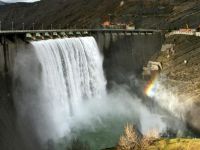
xmin=33 ymin=37 xmax=106 ymax=113
xmin=29 ymin=37 xmax=107 ymax=141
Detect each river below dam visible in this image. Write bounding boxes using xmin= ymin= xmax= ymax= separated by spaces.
xmin=1 ymin=36 xmax=195 ymax=150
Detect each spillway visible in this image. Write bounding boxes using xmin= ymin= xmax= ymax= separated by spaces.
xmin=32 ymin=37 xmax=106 ymax=115
xmin=14 ymin=37 xmax=107 ymax=145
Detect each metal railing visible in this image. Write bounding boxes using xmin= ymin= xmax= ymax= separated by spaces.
xmin=0 ymin=28 xmax=161 ymax=35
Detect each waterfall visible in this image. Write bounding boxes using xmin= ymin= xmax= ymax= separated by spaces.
xmin=32 ymin=37 xmax=106 ymax=114
xmin=14 ymin=37 xmax=106 ymax=143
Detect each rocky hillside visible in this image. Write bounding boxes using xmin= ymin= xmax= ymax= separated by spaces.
xmin=0 ymin=0 xmax=200 ymax=30
xmin=156 ymin=35 xmax=200 ymax=102
xmin=153 ymin=34 xmax=200 ymax=132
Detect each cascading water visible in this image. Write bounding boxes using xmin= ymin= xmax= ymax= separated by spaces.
xmin=28 ymin=37 xmax=106 ymax=141
xmin=32 ymin=37 xmax=106 ymax=115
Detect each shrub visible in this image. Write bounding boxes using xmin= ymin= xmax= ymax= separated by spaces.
xmin=117 ymin=124 xmax=141 ymax=150
xmin=141 ymin=129 xmax=160 ymax=149
xmin=117 ymin=124 xmax=160 ymax=150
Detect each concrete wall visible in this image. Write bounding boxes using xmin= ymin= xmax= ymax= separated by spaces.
xmin=0 ymin=45 xmax=5 ymax=73
xmin=0 ymin=32 xmax=164 ymax=87
xmin=0 ymin=32 xmax=164 ymax=81
xmin=0 ymin=38 xmax=38 ymax=150
xmin=0 ymin=38 xmax=25 ymax=75
xmin=94 ymin=32 xmax=163 ymax=86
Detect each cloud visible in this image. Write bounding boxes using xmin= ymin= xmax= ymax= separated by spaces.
xmin=1 ymin=0 xmax=39 ymax=3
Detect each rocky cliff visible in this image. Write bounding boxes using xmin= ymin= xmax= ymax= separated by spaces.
xmin=153 ymin=34 xmax=200 ymax=133
xmin=156 ymin=35 xmax=200 ymax=102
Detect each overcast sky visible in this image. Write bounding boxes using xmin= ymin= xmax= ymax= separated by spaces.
xmin=1 ymin=0 xmax=39 ymax=3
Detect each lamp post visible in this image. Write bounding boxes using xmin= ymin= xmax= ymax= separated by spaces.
xmin=51 ymin=24 xmax=53 ymax=30
xmin=0 ymin=21 xmax=1 ymax=31
xmin=42 ymin=24 xmax=44 ymax=30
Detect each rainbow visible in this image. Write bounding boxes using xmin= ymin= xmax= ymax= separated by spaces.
xmin=144 ymin=73 xmax=159 ymax=97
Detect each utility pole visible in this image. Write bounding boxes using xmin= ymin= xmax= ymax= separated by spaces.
xmin=0 ymin=21 xmax=1 ymax=31
xmin=42 ymin=24 xmax=44 ymax=30
xmin=59 ymin=24 xmax=61 ymax=29
xmin=51 ymin=24 xmax=53 ymax=30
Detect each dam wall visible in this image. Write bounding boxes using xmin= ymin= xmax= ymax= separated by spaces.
xmin=0 ymin=32 xmax=164 ymax=80
xmin=0 ymin=39 xmax=37 ymax=150
xmin=94 ymin=32 xmax=163 ymax=85
xmin=0 ymin=38 xmax=26 ymax=75
xmin=0 ymin=32 xmax=164 ymax=99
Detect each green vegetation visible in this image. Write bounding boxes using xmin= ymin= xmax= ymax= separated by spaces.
xmin=116 ymin=124 xmax=200 ymax=150
xmin=149 ymin=138 xmax=200 ymax=150
xmin=117 ymin=124 xmax=159 ymax=150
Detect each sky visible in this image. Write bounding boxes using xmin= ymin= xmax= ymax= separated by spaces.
xmin=1 ymin=0 xmax=39 ymax=3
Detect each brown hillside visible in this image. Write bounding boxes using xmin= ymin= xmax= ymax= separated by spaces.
xmin=0 ymin=0 xmax=200 ymax=30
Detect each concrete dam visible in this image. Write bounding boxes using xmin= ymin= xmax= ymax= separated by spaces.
xmin=0 ymin=29 xmax=162 ymax=82
xmin=0 ymin=29 xmax=165 ymax=150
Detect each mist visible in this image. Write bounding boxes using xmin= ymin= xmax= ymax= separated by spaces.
xmin=149 ymin=78 xmax=192 ymax=121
